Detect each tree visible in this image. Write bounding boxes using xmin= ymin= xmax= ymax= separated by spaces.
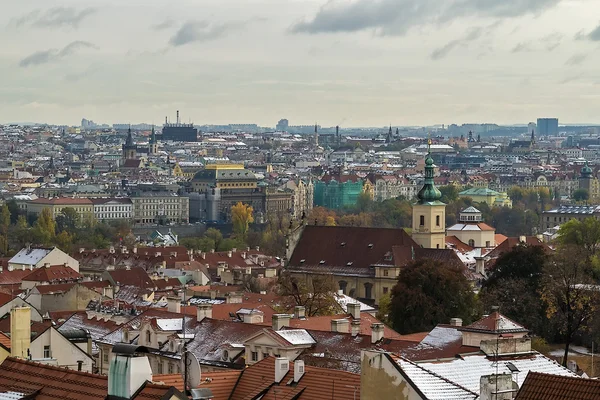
xmin=356 ymin=192 xmax=374 ymax=213
xmin=231 ymin=202 xmax=254 ymax=238
xmin=0 ymin=205 xmax=10 ymax=236
xmin=541 ymin=245 xmax=600 ymax=366
xmin=13 ymin=215 xmax=30 ymax=247
xmin=308 ymin=207 xmax=338 ymax=226
xmin=557 ymin=217 xmax=600 ymax=261
xmin=376 ymin=293 xmax=392 ymax=324
xmin=204 ymin=228 xmax=223 ymax=251
xmin=573 ymin=189 xmax=590 ymax=203
xmin=439 ymin=185 xmax=460 ymax=204
xmin=6 ymin=200 xmax=21 ymax=224
xmin=33 ymin=208 xmax=55 ymax=245
xmin=277 ymin=271 xmax=339 ymax=316
xmin=325 ymin=216 xmax=336 ymax=226
xmin=480 ymin=245 xmax=549 ymax=336
xmin=389 ymin=259 xmax=477 ymax=334
xmin=55 ymin=207 xmax=80 ymax=233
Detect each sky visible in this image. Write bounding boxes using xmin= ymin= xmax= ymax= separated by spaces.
xmin=1 ymin=0 xmax=600 ymax=127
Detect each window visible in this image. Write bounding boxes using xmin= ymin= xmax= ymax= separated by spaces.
xmin=168 ymin=363 xmax=174 ymax=374
xmin=157 ymin=362 xmax=163 ymax=374
xmin=468 ymin=239 xmax=475 ymax=247
xmin=419 ymin=215 xmax=425 ymax=226
xmin=436 ymin=215 xmax=440 ymax=226
xmin=44 ymin=345 xmax=51 ymax=359
xmin=263 ymin=353 xmax=269 ymax=359
xmin=103 ymin=351 xmax=108 ymax=363
xmin=383 ymin=269 xmax=389 ymax=277
xmin=486 ymin=241 xmax=491 ymax=247
xmin=146 ymin=330 xmax=152 ymax=344
xmin=383 ymin=287 xmax=389 ymax=295
xmin=251 ymin=352 xmax=258 ymax=362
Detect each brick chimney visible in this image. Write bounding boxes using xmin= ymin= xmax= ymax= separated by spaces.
xmin=331 ymin=319 xmax=349 ymax=333
xmin=351 ymin=320 xmax=361 ymax=337
xmin=196 ymin=304 xmax=213 ymax=321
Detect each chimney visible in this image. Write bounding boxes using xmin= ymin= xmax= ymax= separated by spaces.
xmin=479 ymin=374 xmax=514 ymax=400
xmin=331 ymin=319 xmax=349 ymax=333
xmin=274 ymin=357 xmax=290 ymax=383
xmin=519 ymin=236 xmax=526 ymax=244
xmin=10 ymin=307 xmax=31 ymax=359
xmin=227 ymin=251 xmax=232 ymax=258
xmin=294 ymin=306 xmax=306 ymax=320
xmin=108 ymin=345 xmax=153 ymax=399
xmin=167 ymin=297 xmax=181 ymax=313
xmin=568 ymin=360 xmax=578 ymax=372
xmin=293 ymin=360 xmax=305 ymax=382
xmin=197 ymin=304 xmax=213 ymax=321
xmin=241 ymin=252 xmax=247 ymax=259
xmin=242 ymin=310 xmax=264 ymax=324
xmin=79 ymin=247 xmax=85 ymax=253
xmin=347 ymin=303 xmax=361 ymax=320
xmin=449 ymin=318 xmax=463 ymax=327
xmin=217 ymin=266 xmax=224 ymax=277
xmin=351 ymin=320 xmax=361 ymax=337
xmin=109 ymin=246 xmax=115 ymax=254
xmin=475 ymin=257 xmax=485 ymax=275
xmin=201 ymin=252 xmax=206 ymax=259
xmin=255 ymin=246 xmax=260 ymax=251
xmin=272 ymin=314 xmax=291 ymax=330
xmin=132 ymin=247 xmax=137 ymax=254
xmin=371 ymin=323 xmax=384 ymax=344
xmin=245 ymin=267 xmax=252 ymax=275
xmin=103 ymin=286 xmax=115 ymax=299
xmin=225 ymin=292 xmax=243 ymax=304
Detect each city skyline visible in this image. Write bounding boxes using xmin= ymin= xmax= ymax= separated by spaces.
xmin=2 ymin=0 xmax=600 ymax=126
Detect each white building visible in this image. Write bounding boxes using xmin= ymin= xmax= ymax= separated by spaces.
xmin=8 ymin=246 xmax=80 ymax=272
xmin=91 ymin=198 xmax=133 ymax=221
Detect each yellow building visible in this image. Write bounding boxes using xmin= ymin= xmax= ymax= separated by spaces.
xmin=191 ymin=164 xmax=258 ymax=193
xmin=412 ymin=146 xmax=446 ymax=249
xmin=459 ymin=187 xmax=513 ymax=208
xmin=27 ymin=197 xmax=95 ymax=220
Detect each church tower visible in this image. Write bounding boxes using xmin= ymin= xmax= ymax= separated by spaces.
xmin=314 ymin=123 xmax=319 ymax=147
xmin=412 ymin=140 xmax=446 ymax=249
xmin=149 ymin=125 xmax=158 ymax=156
xmin=122 ymin=126 xmax=137 ymax=162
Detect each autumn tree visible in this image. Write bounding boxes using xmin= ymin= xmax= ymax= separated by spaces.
xmin=33 ymin=208 xmax=55 ymax=245
xmin=557 ymin=217 xmax=600 ymax=261
xmin=308 ymin=207 xmax=338 ymax=226
xmin=0 ymin=205 xmax=10 ymax=236
xmin=277 ymin=271 xmax=339 ymax=316
xmin=542 ymin=245 xmax=600 ymax=366
xmin=231 ymin=202 xmax=254 ymax=238
xmin=480 ymin=244 xmax=549 ymax=336
xmin=389 ymin=259 xmax=477 ymax=334
xmin=572 ymin=189 xmax=590 ymax=203
xmin=55 ymin=207 xmax=80 ymax=233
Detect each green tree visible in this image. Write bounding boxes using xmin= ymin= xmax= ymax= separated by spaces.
xmin=557 ymin=217 xmax=600 ymax=261
xmin=389 ymin=259 xmax=477 ymax=334
xmin=204 ymin=228 xmax=223 ymax=251
xmin=6 ymin=200 xmax=21 ymax=224
xmin=55 ymin=207 xmax=80 ymax=233
xmin=480 ymin=245 xmax=549 ymax=336
xmin=376 ymin=293 xmax=392 ymax=324
xmin=0 ymin=205 xmax=10 ymax=236
xmin=13 ymin=215 xmax=30 ymax=247
xmin=542 ymin=245 xmax=600 ymax=366
xmin=573 ymin=188 xmax=590 ymax=203
xmin=356 ymin=192 xmax=374 ymax=213
xmin=35 ymin=208 xmax=55 ymax=238
xmin=439 ymin=185 xmax=460 ymax=204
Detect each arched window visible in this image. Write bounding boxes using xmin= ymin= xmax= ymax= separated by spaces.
xmin=339 ymin=280 xmax=348 ymax=295
xmin=468 ymin=239 xmax=475 ymax=247
xmin=364 ymin=283 xmax=373 ymax=299
xmin=146 ymin=330 xmax=152 ymax=345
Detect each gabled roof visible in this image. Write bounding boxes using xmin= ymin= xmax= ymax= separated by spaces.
xmin=229 ymin=356 xmax=360 ymax=400
xmin=516 ymin=372 xmax=597 ymax=400
xmin=0 ymin=357 xmax=184 ymax=399
xmin=22 ymin=265 xmax=82 ymax=282
xmin=31 ymin=283 xmax=76 ymax=295
xmin=289 ymin=226 xmax=417 ymax=269
xmin=9 ymin=247 xmax=54 ymax=266
xmin=106 ymin=267 xmax=154 ymax=289
xmin=153 ymin=370 xmax=242 ymax=400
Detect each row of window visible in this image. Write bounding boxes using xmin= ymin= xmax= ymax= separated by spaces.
xmin=419 ymin=215 xmax=442 ymax=226
xmin=96 ymin=213 xmax=130 ymax=219
xmin=96 ymin=206 xmax=130 ymax=212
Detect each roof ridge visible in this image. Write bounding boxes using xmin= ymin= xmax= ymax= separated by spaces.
xmin=4 ymin=357 xmax=108 ymax=380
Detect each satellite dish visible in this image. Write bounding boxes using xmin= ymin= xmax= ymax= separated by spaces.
xmin=181 ymin=351 xmax=201 ymax=391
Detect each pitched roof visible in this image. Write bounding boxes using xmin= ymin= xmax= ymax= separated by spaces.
xmin=9 ymin=247 xmax=53 ymax=266
xmin=229 ymin=356 xmax=361 ymax=400
xmin=31 ymin=283 xmax=76 ymax=295
xmin=22 ymin=265 xmax=82 ymax=282
xmin=153 ymin=370 xmax=242 ymax=400
xmin=0 ymin=332 xmax=10 ymax=350
xmin=516 ymin=372 xmax=598 ymax=400
xmin=0 ymin=357 xmax=184 ymax=400
xmin=289 ymin=226 xmax=417 ymax=268
xmin=0 ymin=270 xmax=32 ymax=285
xmin=106 ymin=267 xmax=154 ymax=289
xmin=459 ymin=312 xmax=529 ymax=334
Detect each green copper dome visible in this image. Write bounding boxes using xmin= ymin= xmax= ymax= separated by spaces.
xmin=417 ymin=149 xmax=442 ymax=204
xmin=581 ymin=161 xmax=593 ymax=178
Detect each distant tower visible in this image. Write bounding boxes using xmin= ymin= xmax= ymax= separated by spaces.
xmin=412 ymin=139 xmax=446 ymax=249
xmin=122 ymin=126 xmax=137 ymax=161
xmin=468 ymin=131 xmax=474 ymax=143
xmin=477 ymin=133 xmax=481 ymax=143
xmin=149 ymin=125 xmax=158 ymax=155
xmin=336 ymin=125 xmax=340 ymax=146
xmin=579 ymin=161 xmax=593 ymax=193
xmin=530 ymin=129 xmax=535 ymax=148
xmin=396 ymin=127 xmax=399 ymax=137
xmin=314 ymin=123 xmax=319 ymax=147
xmin=386 ymin=125 xmax=392 ymax=144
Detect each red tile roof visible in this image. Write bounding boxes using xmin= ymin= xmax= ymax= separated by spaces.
xmin=460 ymin=312 xmax=528 ymax=334
xmin=445 ymin=236 xmax=475 ymax=253
xmin=153 ymin=370 xmax=242 ymax=400
xmin=230 ymin=356 xmax=360 ymax=400
xmin=30 ymin=197 xmax=93 ymax=205
xmin=106 ymin=267 xmax=154 ymax=289
xmin=22 ymin=265 xmax=82 ymax=282
xmin=0 ymin=332 xmax=10 ymax=350
xmin=0 ymin=357 xmax=184 ymax=399
xmin=33 ymin=283 xmax=76 ymax=295
xmin=516 ymin=372 xmax=600 ymax=400
xmin=0 ymin=270 xmax=31 ymax=285
xmin=0 ymin=292 xmax=14 ymax=307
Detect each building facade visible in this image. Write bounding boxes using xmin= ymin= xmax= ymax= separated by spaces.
xmin=313 ymin=174 xmax=364 ymax=210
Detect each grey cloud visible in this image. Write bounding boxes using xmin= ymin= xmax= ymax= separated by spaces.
xmin=291 ymin=0 xmax=560 ymax=35
xmin=565 ymin=54 xmax=587 ymax=66
xmin=19 ymin=41 xmax=97 ymax=67
xmin=169 ymin=21 xmax=236 ymax=46
xmin=431 ymin=26 xmax=484 ymax=60
xmin=153 ymin=19 xmax=176 ymax=31
xmin=511 ymin=42 xmax=532 ymax=53
xmin=540 ymin=32 xmax=562 ymax=51
xmin=12 ymin=7 xmax=96 ymax=29
xmin=588 ymin=24 xmax=600 ymax=41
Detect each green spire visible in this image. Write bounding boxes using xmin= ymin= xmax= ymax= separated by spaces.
xmin=417 ymin=138 xmax=442 ymax=204
xmin=150 ymin=125 xmax=156 ymax=144
xmin=581 ymin=161 xmax=593 ymax=179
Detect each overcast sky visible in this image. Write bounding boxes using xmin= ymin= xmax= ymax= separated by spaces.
xmin=2 ymin=0 xmax=600 ymax=127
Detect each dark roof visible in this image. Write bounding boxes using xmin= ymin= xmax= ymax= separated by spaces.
xmin=289 ymin=226 xmax=417 ymax=269
xmin=22 ymin=265 xmax=82 ymax=282
xmin=106 ymin=267 xmax=154 ymax=289
xmin=516 ymin=372 xmax=600 ymax=400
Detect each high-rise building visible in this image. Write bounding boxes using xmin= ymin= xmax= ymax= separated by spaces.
xmin=276 ymin=119 xmax=289 ymax=131
xmin=537 ymin=118 xmax=558 ymax=136
xmin=161 ymin=110 xmax=197 ymax=142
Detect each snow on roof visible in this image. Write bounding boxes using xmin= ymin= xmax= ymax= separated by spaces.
xmin=156 ymin=318 xmax=183 ymax=331
xmin=417 ymin=325 xmax=462 ymax=350
xmin=414 ymin=353 xmax=577 ymax=395
xmin=0 ymin=392 xmax=27 ymax=400
xmin=336 ymin=293 xmax=375 ymax=312
xmin=9 ymin=247 xmax=52 ymax=266
xmin=275 ymin=329 xmax=316 ymax=345
xmin=398 ymin=358 xmax=477 ymax=400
